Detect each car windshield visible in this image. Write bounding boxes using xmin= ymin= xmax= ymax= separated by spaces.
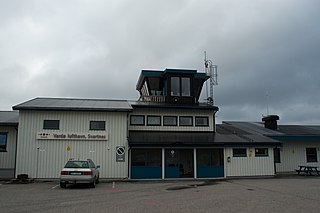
xmin=64 ymin=161 xmax=89 ymax=168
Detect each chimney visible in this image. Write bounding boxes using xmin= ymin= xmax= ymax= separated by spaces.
xmin=262 ymin=115 xmax=279 ymax=130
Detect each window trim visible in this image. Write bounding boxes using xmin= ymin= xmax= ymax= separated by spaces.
xmin=130 ymin=115 xmax=145 ymax=126
xmin=43 ymin=120 xmax=60 ymax=130
xmin=163 ymin=116 xmax=178 ymax=126
xmin=89 ymin=121 xmax=106 ymax=131
xmin=195 ymin=116 xmax=209 ymax=127
xmin=0 ymin=132 xmax=8 ymax=152
xmin=255 ymin=148 xmax=269 ymax=157
xmin=147 ymin=115 xmax=161 ymax=126
xmin=306 ymin=147 xmax=318 ymax=163
xmin=179 ymin=116 xmax=193 ymax=126
xmin=232 ymin=148 xmax=247 ymax=157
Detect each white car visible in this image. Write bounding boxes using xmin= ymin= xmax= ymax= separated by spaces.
xmin=60 ymin=159 xmax=100 ymax=188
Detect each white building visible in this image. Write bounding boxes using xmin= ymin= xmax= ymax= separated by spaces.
xmin=1 ymin=68 xmax=318 ymax=180
xmin=12 ymin=98 xmax=132 ymax=179
xmin=0 ymin=111 xmax=19 ymax=179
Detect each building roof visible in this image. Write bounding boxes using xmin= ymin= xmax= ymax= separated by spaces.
xmin=277 ymin=125 xmax=320 ymax=135
xmin=0 ymin=111 xmax=19 ymax=125
xmin=12 ymin=97 xmax=133 ymax=112
xmin=221 ymin=121 xmax=320 ymax=142
xmin=216 ymin=123 xmax=281 ymax=144
xmin=136 ymin=68 xmax=208 ymax=91
xmin=129 ymin=131 xmax=281 ymax=147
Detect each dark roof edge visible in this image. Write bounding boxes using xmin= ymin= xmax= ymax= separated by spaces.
xmin=12 ymin=106 xmax=133 ymax=112
xmin=129 ymin=142 xmax=282 ymax=147
xmin=0 ymin=123 xmax=19 ymax=126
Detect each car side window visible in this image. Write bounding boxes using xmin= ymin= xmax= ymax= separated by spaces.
xmin=88 ymin=160 xmax=95 ymax=168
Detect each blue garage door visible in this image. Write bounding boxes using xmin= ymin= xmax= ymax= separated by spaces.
xmin=131 ymin=149 xmax=162 ymax=179
xmin=165 ymin=149 xmax=194 ymax=178
xmin=197 ymin=149 xmax=224 ymax=178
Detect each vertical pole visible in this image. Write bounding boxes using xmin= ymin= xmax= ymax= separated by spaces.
xmin=162 ymin=148 xmax=165 ymax=180
xmin=36 ymin=147 xmax=39 ymax=179
xmin=194 ymin=148 xmax=197 ymax=179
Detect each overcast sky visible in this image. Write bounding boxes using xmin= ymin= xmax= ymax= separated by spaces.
xmin=1 ymin=0 xmax=319 ymax=124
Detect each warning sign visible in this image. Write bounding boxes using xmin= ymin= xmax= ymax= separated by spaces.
xmin=116 ymin=146 xmax=125 ymax=162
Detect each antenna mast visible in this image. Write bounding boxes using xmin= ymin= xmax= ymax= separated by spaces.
xmin=204 ymin=51 xmax=218 ymax=105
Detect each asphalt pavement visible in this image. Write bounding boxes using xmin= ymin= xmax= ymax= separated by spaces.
xmin=0 ymin=175 xmax=320 ymax=213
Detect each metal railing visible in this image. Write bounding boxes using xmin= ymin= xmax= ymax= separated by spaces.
xmin=139 ymin=96 xmax=166 ymax=103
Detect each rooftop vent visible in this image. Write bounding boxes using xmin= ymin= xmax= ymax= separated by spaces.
xmin=262 ymin=115 xmax=279 ymax=130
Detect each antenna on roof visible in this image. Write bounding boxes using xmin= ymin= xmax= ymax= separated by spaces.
xmin=204 ymin=51 xmax=218 ymax=105
xmin=266 ymin=91 xmax=269 ymax=116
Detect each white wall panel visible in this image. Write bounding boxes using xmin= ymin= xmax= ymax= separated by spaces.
xmin=275 ymin=141 xmax=320 ymax=172
xmin=225 ymin=147 xmax=275 ymax=177
xmin=129 ymin=108 xmax=215 ymax=132
xmin=16 ymin=110 xmax=128 ymax=179
xmin=0 ymin=126 xmax=17 ymax=169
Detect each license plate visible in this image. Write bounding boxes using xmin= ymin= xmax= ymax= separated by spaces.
xmin=70 ymin=172 xmax=81 ymax=175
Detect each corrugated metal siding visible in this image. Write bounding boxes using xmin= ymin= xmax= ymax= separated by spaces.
xmin=275 ymin=141 xmax=320 ymax=172
xmin=16 ymin=110 xmax=128 ymax=179
xmin=0 ymin=126 xmax=17 ymax=169
xmin=225 ymin=148 xmax=275 ymax=177
xmin=129 ymin=108 xmax=215 ymax=132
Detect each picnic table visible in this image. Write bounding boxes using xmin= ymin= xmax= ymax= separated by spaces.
xmin=295 ymin=165 xmax=320 ymax=176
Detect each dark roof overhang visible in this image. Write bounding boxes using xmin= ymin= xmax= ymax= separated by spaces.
xmin=130 ymin=101 xmax=219 ymax=111
xmin=128 ymin=131 xmax=281 ymax=148
xmin=136 ymin=69 xmax=209 ymax=91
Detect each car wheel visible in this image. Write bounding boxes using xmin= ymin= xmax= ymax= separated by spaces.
xmin=95 ymin=176 xmax=99 ymax=184
xmin=60 ymin=182 xmax=66 ymax=188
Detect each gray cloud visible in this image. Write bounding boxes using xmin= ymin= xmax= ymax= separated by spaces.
xmin=1 ymin=0 xmax=319 ymax=124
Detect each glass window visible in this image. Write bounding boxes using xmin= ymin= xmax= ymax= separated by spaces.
xmin=0 ymin=133 xmax=8 ymax=152
xmin=147 ymin=150 xmax=162 ymax=167
xmin=181 ymin=77 xmax=190 ymax=96
xmin=88 ymin=159 xmax=96 ymax=168
xmin=130 ymin=115 xmax=145 ymax=125
xmin=274 ymin=148 xmax=281 ymax=163
xmin=147 ymin=116 xmax=161 ymax=126
xmin=179 ymin=116 xmax=193 ymax=126
xmin=195 ymin=117 xmax=209 ymax=126
xmin=65 ymin=161 xmax=89 ymax=168
xmin=197 ymin=149 xmax=224 ymax=166
xmin=131 ymin=150 xmax=145 ymax=166
xmin=131 ymin=149 xmax=162 ymax=167
xmin=90 ymin=121 xmax=105 ymax=130
xmin=306 ymin=148 xmax=317 ymax=163
xmin=43 ymin=120 xmax=60 ymax=130
xmin=163 ymin=116 xmax=177 ymax=126
xmin=171 ymin=77 xmax=180 ymax=96
xmin=233 ymin=148 xmax=247 ymax=157
xmin=255 ymin=148 xmax=269 ymax=157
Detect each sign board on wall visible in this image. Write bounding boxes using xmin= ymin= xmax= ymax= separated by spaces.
xmin=116 ymin=146 xmax=125 ymax=162
xmin=37 ymin=132 xmax=108 ymax=141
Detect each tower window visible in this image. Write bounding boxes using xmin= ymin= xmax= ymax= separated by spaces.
xmin=170 ymin=77 xmax=190 ymax=97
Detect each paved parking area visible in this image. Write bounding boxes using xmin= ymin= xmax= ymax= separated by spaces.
xmin=1 ymin=175 xmax=320 ymax=213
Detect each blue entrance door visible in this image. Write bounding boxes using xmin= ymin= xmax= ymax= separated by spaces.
xmin=165 ymin=149 xmax=194 ymax=178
